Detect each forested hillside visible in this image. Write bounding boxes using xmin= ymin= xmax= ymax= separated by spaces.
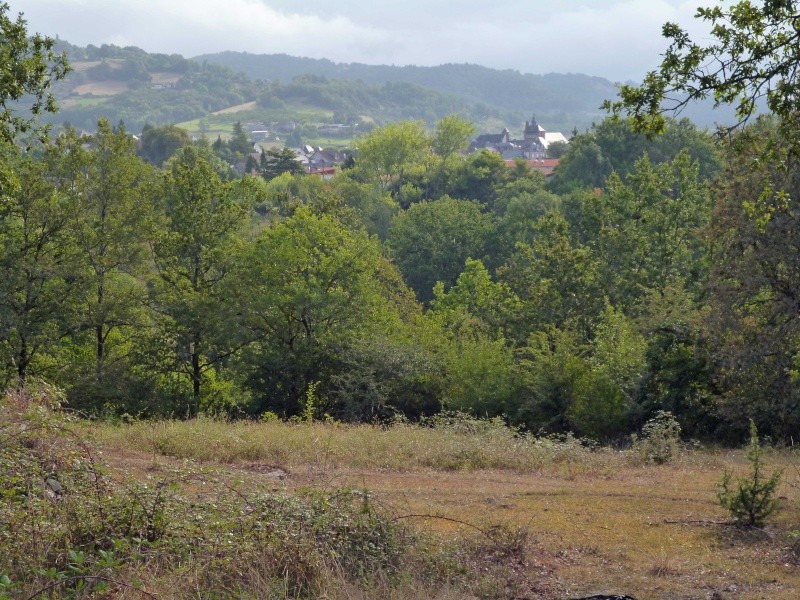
xmin=194 ymin=51 xmax=740 ymax=131
xmin=193 ymin=52 xmax=616 ymax=125
xmin=39 ymin=42 xmax=503 ymax=134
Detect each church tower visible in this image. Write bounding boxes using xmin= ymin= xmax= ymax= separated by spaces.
xmin=524 ymin=114 xmax=543 ymax=140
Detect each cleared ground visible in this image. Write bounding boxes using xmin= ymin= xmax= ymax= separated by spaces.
xmin=93 ymin=420 xmax=800 ymax=600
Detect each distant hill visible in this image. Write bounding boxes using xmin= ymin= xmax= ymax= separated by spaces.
xmin=43 ymin=41 xmax=260 ymax=132
xmin=193 ymin=52 xmax=617 ymax=132
xmin=43 ymin=42 xmax=505 ymax=136
xmin=37 ymin=42 xmax=737 ymax=138
xmin=194 ymin=52 xmax=743 ymax=131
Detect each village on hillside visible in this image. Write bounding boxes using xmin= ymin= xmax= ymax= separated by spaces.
xmin=238 ymin=114 xmax=568 ymax=178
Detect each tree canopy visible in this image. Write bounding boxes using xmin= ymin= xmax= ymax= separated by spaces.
xmin=604 ymin=1 xmax=800 ymax=133
xmin=0 ymin=2 xmax=70 ymax=143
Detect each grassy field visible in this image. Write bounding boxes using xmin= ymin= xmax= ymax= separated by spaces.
xmin=3 ymin=393 xmax=800 ymax=599
xmin=88 ymin=418 xmax=800 ymax=599
xmin=72 ymin=81 xmax=131 ymax=96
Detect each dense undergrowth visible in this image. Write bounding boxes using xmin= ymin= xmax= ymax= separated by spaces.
xmin=1 ymin=387 xmax=552 ymax=599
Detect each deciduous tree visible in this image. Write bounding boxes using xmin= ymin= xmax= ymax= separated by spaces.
xmin=0 ymin=2 xmax=70 ymax=144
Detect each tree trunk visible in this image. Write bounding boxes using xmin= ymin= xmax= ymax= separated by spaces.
xmin=96 ymin=276 xmax=105 ymax=381
xmin=191 ymin=338 xmax=201 ymax=417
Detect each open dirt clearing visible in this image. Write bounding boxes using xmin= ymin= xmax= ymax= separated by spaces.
xmin=101 ymin=446 xmax=800 ymax=600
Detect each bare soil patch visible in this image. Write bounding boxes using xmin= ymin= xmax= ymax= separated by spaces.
xmin=150 ymin=71 xmax=182 ymax=84
xmin=212 ymin=100 xmax=257 ymax=114
xmin=99 ymin=446 xmax=800 ymax=600
xmin=73 ymin=80 xmax=131 ymax=96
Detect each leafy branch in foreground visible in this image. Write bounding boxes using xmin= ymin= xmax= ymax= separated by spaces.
xmin=604 ymin=1 xmax=800 ymax=134
xmin=0 ymin=1 xmax=70 ymax=143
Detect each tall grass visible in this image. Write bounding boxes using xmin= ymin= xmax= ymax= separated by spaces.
xmin=2 ymin=391 xmax=542 ymax=599
xmin=89 ymin=414 xmax=614 ymax=473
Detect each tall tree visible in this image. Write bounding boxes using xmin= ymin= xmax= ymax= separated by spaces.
xmin=605 ymin=0 xmax=800 ymax=133
xmin=47 ymin=120 xmax=155 ymax=403
xmin=352 ymin=120 xmax=429 ymax=204
xmin=0 ymin=2 xmax=70 ymax=144
xmin=0 ymin=149 xmax=78 ymax=386
xmin=387 ymin=196 xmax=496 ymax=302
xmin=578 ymin=151 xmax=712 ymax=312
xmin=139 ymin=123 xmax=191 ymax=167
xmin=705 ymin=117 xmax=800 ymax=440
xmin=150 ymin=147 xmax=249 ymax=415
xmin=228 ymin=120 xmax=252 ymax=157
xmin=260 ymin=147 xmax=304 ymax=180
xmin=236 ymin=207 xmax=411 ymax=416
xmin=499 ymin=211 xmax=602 ymax=341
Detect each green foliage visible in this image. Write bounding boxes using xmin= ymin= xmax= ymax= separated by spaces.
xmin=631 ymin=410 xmax=682 ymax=465
xmin=45 ymin=120 xmax=157 ymax=412
xmin=577 ymin=150 xmax=712 ymax=312
xmin=439 ymin=335 xmax=517 ymax=418
xmin=148 ymin=146 xmax=249 ymax=415
xmin=605 ymin=1 xmax=800 ymax=132
xmin=0 ymin=2 xmax=70 ymax=143
xmin=432 ymin=114 xmax=475 ymax=160
xmin=259 ymin=146 xmax=305 ymax=180
xmin=449 ymin=149 xmax=509 ymax=210
xmin=228 ymin=120 xmax=252 ymax=156
xmin=138 ymin=123 xmax=191 ymax=166
xmin=237 ymin=207 xmax=414 ymax=417
xmin=431 ymin=258 xmax=522 ymax=340
xmin=499 ymin=211 xmax=602 ymax=340
xmin=717 ymin=421 xmax=782 ymax=527
xmin=258 ymin=76 xmax=471 ymax=125
xmin=352 ymin=120 xmax=429 ymax=201
xmin=0 ymin=148 xmax=80 ymax=386
xmin=566 ymin=305 xmax=646 ymax=439
xmin=300 ymin=381 xmax=320 ymax=422
xmin=549 ymin=118 xmax=720 ymax=192
xmin=388 ymin=196 xmax=496 ymax=302
xmin=706 ymin=116 xmax=800 ymax=440
xmin=325 ymin=335 xmax=443 ymax=422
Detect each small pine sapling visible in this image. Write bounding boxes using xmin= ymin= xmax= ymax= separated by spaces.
xmin=717 ymin=421 xmax=782 ymax=527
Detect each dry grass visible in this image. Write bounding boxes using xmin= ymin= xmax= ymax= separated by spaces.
xmin=88 ymin=417 xmax=800 ymax=599
xmin=89 ymin=417 xmax=614 ymax=474
xmin=212 ymin=100 xmax=257 ymax=114
xmin=68 ymin=60 xmax=103 ymax=72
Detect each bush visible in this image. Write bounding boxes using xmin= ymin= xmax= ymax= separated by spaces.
xmin=717 ymin=420 xmax=783 ymax=527
xmin=631 ymin=410 xmax=682 ymax=464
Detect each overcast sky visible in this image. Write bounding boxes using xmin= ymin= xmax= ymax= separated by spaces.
xmin=9 ymin=0 xmax=709 ymax=81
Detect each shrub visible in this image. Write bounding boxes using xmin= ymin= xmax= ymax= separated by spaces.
xmin=631 ymin=410 xmax=682 ymax=465
xmin=717 ymin=420 xmax=782 ymax=527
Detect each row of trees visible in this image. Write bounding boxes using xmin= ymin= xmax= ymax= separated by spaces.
xmin=5 ymin=0 xmax=800 ymax=442
xmin=2 ymin=109 xmax=796 ymax=443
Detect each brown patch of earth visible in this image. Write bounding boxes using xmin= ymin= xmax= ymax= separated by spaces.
xmin=99 ymin=448 xmax=800 ymax=600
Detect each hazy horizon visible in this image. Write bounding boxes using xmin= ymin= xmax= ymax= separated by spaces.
xmin=10 ymin=0 xmax=707 ymax=82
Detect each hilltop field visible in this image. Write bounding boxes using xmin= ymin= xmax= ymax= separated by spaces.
xmin=3 ymin=392 xmax=800 ymax=600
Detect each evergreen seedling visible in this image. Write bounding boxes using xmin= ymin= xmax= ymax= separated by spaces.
xmin=717 ymin=421 xmax=782 ymax=527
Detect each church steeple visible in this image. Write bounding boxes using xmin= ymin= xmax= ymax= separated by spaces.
xmin=524 ymin=114 xmax=543 ymax=140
